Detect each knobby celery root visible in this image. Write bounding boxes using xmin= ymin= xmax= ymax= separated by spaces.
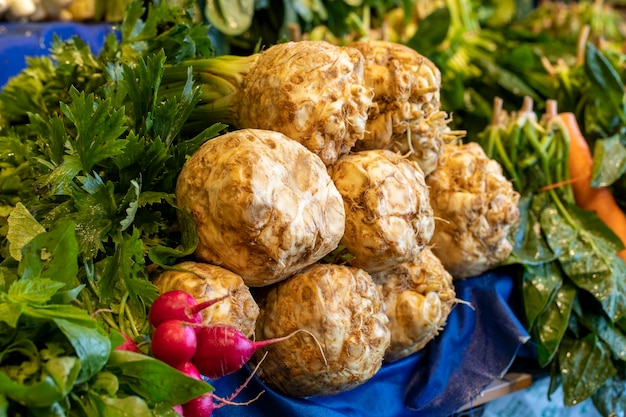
xmin=175 ymin=129 xmax=346 ymax=287
xmin=347 ymin=40 xmax=461 ymax=176
xmin=162 ymin=41 xmax=374 ymax=166
xmin=371 ymin=247 xmax=456 ymax=362
xmin=328 ymin=149 xmax=435 ymax=273
xmin=252 ymin=263 xmax=390 ymax=397
xmin=426 ymin=142 xmax=520 ymax=279
xmin=559 ymin=112 xmax=626 ymax=260
xmin=152 ymin=261 xmax=259 ymax=337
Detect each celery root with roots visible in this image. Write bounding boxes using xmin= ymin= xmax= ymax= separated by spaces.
xmin=426 ymin=142 xmax=520 ymax=279
xmin=252 ymin=263 xmax=390 ymax=397
xmin=152 ymin=261 xmax=260 ymax=337
xmin=347 ymin=40 xmax=461 ymax=176
xmin=372 ymin=247 xmax=457 ymax=362
xmin=329 ymin=149 xmax=435 ymax=273
xmin=161 ymin=40 xmax=374 ymax=166
xmin=175 ymin=129 xmax=346 ymax=287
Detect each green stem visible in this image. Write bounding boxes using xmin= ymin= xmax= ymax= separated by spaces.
xmin=124 ymin=297 xmax=140 ymax=339
xmin=525 ymin=123 xmax=553 ymax=185
xmin=494 ymin=130 xmax=521 ymax=188
xmin=551 ymin=118 xmax=576 ymax=205
xmin=118 ymin=292 xmax=129 ymax=337
xmin=160 ymin=54 xmax=259 ymax=127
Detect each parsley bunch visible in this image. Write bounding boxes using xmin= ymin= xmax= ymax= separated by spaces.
xmin=0 ymin=1 xmax=225 ymax=413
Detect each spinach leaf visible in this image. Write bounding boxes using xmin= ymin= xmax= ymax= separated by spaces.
xmin=574 ymin=298 xmax=626 ymax=362
xmin=540 ymin=202 xmax=626 ymax=321
xmin=532 ymin=280 xmax=576 ymax=367
xmin=591 ymin=134 xmax=626 ymax=188
xmin=592 ymin=373 xmax=626 ymax=417
xmin=559 ymin=333 xmax=616 ymax=407
xmin=522 ymin=261 xmax=562 ymax=330
xmin=584 ymin=42 xmax=626 ymax=127
xmin=509 ymin=193 xmax=556 ymax=265
xmin=106 ymin=350 xmax=213 ymax=406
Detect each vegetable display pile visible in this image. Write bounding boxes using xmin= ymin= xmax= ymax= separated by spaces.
xmin=2 ymin=0 xmax=626 ymax=416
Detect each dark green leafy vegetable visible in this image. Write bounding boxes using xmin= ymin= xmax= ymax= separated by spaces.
xmin=0 ymin=221 xmax=212 ymax=414
xmin=477 ymin=96 xmax=626 ymax=413
xmin=0 ymin=0 xmax=226 ymax=413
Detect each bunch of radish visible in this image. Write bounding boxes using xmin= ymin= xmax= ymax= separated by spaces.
xmin=148 ymin=289 xmax=297 ymax=416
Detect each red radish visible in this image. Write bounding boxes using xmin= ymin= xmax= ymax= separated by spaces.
xmin=149 ymin=290 xmax=229 ymax=328
xmin=172 ymin=404 xmax=184 ymax=416
xmin=115 ymin=333 xmax=141 ymax=353
xmin=151 ymin=320 xmax=197 ymax=366
xmin=175 ymin=361 xmax=203 ymax=381
xmin=182 ymin=393 xmax=214 ymax=417
xmin=192 ymin=325 xmax=299 ymax=379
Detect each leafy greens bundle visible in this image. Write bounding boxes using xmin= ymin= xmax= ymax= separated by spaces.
xmin=0 ymin=1 xmax=227 ymax=414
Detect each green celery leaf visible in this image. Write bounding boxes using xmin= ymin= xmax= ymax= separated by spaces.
xmin=591 ymin=134 xmax=626 ymax=188
xmin=100 ymin=229 xmax=157 ymax=309
xmin=172 ymin=122 xmax=227 ymax=166
xmin=532 ymin=280 xmax=576 ymax=367
xmin=68 ymin=175 xmax=118 ymax=259
xmin=152 ymin=73 xmax=201 ymax=147
xmin=106 ymin=350 xmax=213 ymax=406
xmin=114 ymin=132 xmax=170 ymax=191
xmin=18 ymin=221 xmax=79 ymax=288
xmin=148 ymin=207 xmax=197 ymax=266
xmin=559 ymin=333 xmax=616 ymax=407
xmin=522 ymin=261 xmax=563 ymax=330
xmin=118 ymin=0 xmax=147 ymax=48
xmin=60 ymin=90 xmax=128 ymax=174
xmin=118 ymin=52 xmax=166 ymax=135
xmin=0 ymin=57 xmax=57 ymax=121
xmin=34 ymin=155 xmax=83 ymax=197
xmin=138 ymin=191 xmax=173 ymax=208
xmin=6 ymin=203 xmax=46 ymax=262
xmin=120 ymin=180 xmax=141 ymax=232
xmin=119 ymin=229 xmax=158 ymax=307
xmin=119 ymin=1 xmax=213 ymax=64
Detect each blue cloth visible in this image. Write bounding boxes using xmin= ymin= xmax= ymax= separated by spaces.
xmin=0 ymin=22 xmax=114 ymax=89
xmin=209 ymin=269 xmax=530 ymax=417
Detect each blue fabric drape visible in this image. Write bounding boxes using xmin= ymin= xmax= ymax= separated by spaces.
xmin=209 ymin=269 xmax=530 ymax=417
